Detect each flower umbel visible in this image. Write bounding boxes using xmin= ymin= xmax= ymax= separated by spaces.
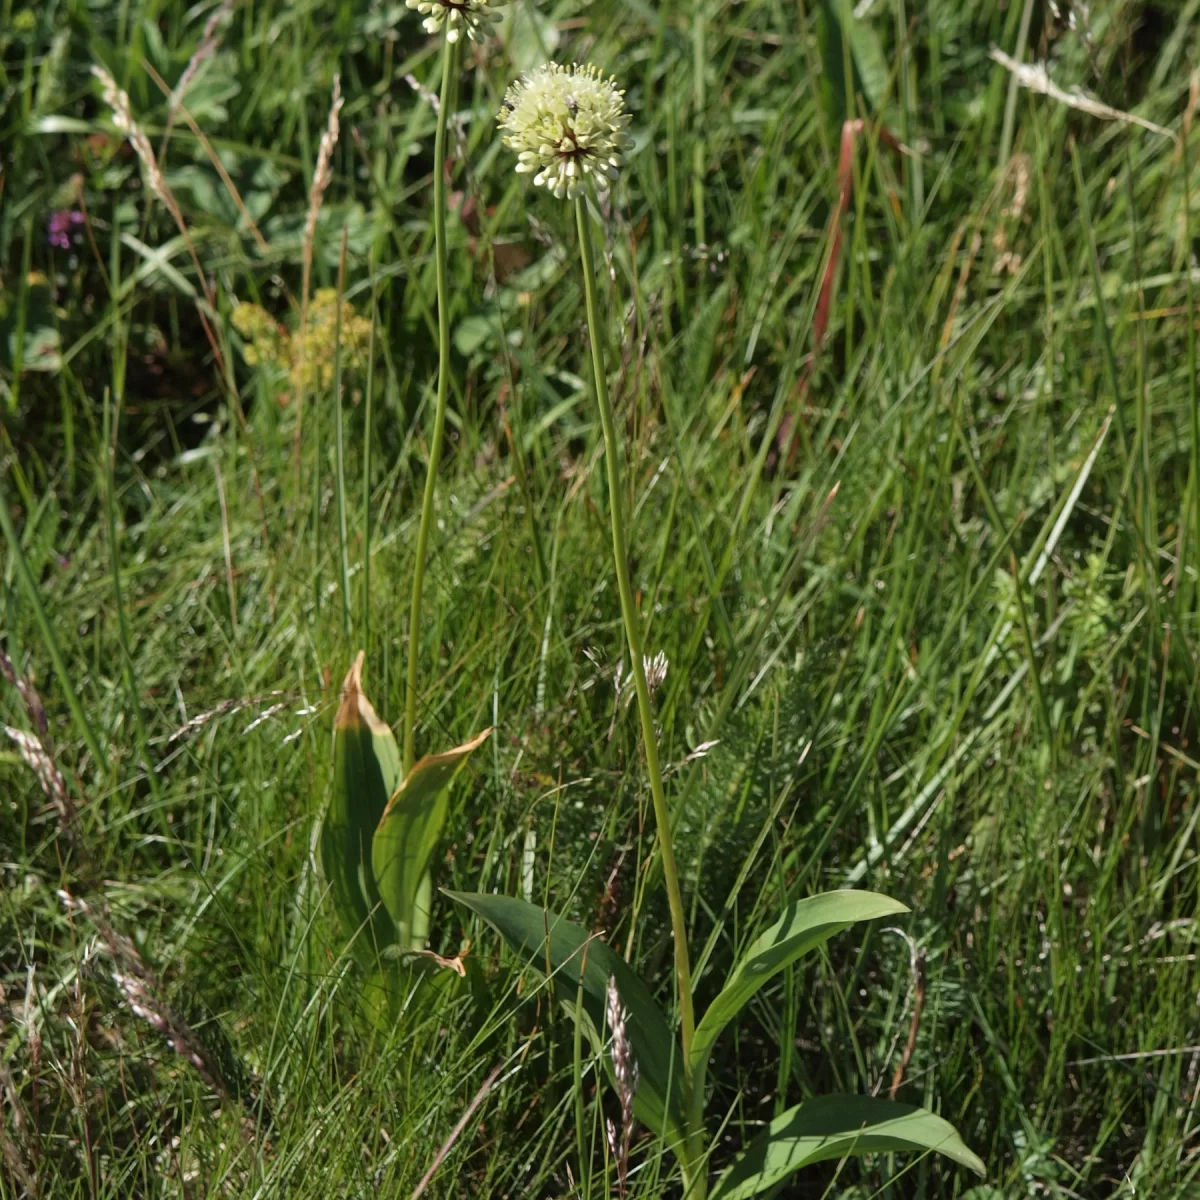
xmin=406 ymin=0 xmax=501 ymax=43
xmin=499 ymin=62 xmax=634 ymax=199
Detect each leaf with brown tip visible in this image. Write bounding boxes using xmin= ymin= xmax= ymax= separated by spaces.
xmin=372 ymin=727 xmax=492 ymax=946
xmin=319 ymin=652 xmax=401 ymax=964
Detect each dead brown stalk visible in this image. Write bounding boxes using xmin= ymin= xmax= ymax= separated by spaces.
xmin=778 ymin=119 xmax=904 ymax=470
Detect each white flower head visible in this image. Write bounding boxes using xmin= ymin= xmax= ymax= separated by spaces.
xmin=498 ymin=62 xmax=635 ymax=199
xmin=405 ymin=0 xmax=502 ymax=43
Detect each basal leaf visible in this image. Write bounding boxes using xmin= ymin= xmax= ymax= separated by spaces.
xmin=447 ymin=891 xmax=686 ymax=1142
xmin=710 ymin=1095 xmax=985 ymax=1200
xmin=411 ymin=869 xmax=434 ymax=946
xmin=691 ymin=891 xmax=907 ymax=1076
xmin=319 ymin=652 xmax=400 ymax=965
xmin=372 ymin=729 xmax=491 ymax=943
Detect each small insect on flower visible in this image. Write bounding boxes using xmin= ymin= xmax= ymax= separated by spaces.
xmin=406 ymin=0 xmax=502 ymax=43
xmin=498 ymin=62 xmax=635 ymax=200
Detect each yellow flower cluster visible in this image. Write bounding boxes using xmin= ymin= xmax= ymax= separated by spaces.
xmin=232 ymin=289 xmax=372 ymax=400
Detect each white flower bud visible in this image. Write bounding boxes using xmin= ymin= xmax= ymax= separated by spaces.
xmin=405 ymin=0 xmax=502 ymax=44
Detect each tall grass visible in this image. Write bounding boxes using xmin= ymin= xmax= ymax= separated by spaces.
xmin=2 ymin=1 xmax=1200 ymax=1196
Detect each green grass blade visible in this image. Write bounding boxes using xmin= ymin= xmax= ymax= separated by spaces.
xmin=0 ymin=475 xmax=108 ymax=773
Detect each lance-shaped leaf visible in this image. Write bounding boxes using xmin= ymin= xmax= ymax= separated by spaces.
xmin=710 ymin=1094 xmax=985 ymax=1200
xmin=691 ymin=891 xmax=907 ymax=1077
xmin=372 ymin=729 xmax=491 ymax=944
xmin=320 ymin=652 xmax=401 ymax=964
xmin=447 ymin=891 xmax=687 ymax=1142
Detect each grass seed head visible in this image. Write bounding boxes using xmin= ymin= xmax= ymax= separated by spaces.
xmin=91 ymin=65 xmax=168 ymax=208
xmin=303 ymin=75 xmax=343 ymax=262
xmin=499 ymin=62 xmax=634 ymax=199
xmin=406 ymin=0 xmax=502 ymax=44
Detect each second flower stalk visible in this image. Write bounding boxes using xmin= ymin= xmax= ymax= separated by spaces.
xmin=403 ymin=31 xmax=457 ymax=774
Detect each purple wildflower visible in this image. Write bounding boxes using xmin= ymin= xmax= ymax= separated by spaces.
xmin=48 ymin=210 xmax=84 ymax=250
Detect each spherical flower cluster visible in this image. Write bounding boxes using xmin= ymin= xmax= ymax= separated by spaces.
xmin=405 ymin=0 xmax=501 ymax=43
xmin=498 ymin=63 xmax=634 ymax=199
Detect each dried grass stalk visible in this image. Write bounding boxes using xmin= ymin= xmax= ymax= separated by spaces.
xmin=57 ymin=890 xmax=237 ymax=1107
xmin=4 ymin=727 xmax=74 ymax=834
xmin=0 ymin=1059 xmax=39 ymax=1198
xmin=0 ymin=646 xmax=47 ymax=735
xmin=605 ymin=977 xmax=638 ymax=1195
xmin=91 ymin=63 xmax=230 ymax=381
xmin=295 ymin=74 xmax=344 ymax=456
xmin=989 ymin=47 xmax=1176 ymax=140
xmin=91 ymin=65 xmax=171 ymax=210
xmin=170 ymin=0 xmax=235 ymax=120
xmin=1 ymin=646 xmax=75 ymax=837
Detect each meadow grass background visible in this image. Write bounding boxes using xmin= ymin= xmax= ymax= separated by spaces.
xmin=3 ymin=0 xmax=1200 ymax=1196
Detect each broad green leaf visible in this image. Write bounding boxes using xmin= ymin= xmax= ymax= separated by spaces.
xmin=818 ymin=0 xmax=890 ymax=125
xmin=691 ymin=891 xmax=907 ymax=1075
xmin=319 ymin=653 xmax=401 ymax=965
xmin=499 ymin=0 xmax=560 ymax=73
xmin=448 ymin=891 xmax=686 ymax=1141
xmin=710 ymin=1095 xmax=985 ymax=1200
xmin=359 ymin=949 xmax=477 ymax=1031
xmin=411 ymin=870 xmax=434 ymax=946
xmin=372 ymin=729 xmax=491 ymax=943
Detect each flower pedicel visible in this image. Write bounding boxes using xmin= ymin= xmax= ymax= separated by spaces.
xmin=498 ymin=63 xmax=635 ymax=199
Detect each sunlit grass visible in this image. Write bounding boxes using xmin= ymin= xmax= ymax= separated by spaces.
xmin=2 ymin=1 xmax=1200 ymax=1196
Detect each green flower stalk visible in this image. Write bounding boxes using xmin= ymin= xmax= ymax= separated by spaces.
xmin=465 ymin=65 xmax=982 ymax=1200
xmin=403 ymin=33 xmax=457 ymax=774
xmin=403 ymin=2 xmax=503 ymax=773
xmin=499 ymin=57 xmax=698 ymax=1081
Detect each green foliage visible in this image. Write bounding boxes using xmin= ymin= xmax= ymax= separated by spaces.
xmin=448 ymin=891 xmax=687 ymax=1142
xmin=710 ymin=1096 xmax=985 ymax=1200
xmin=817 ymin=0 xmax=890 ymax=125
xmin=689 ymin=891 xmax=909 ymax=1076
xmin=321 ymin=652 xmax=402 ymax=966
xmin=322 ymin=654 xmax=489 ymax=964
xmin=457 ymin=888 xmax=975 ymax=1195
xmin=374 ymin=728 xmax=492 ymax=945
xmin=3 ymin=0 xmax=1200 ymax=1196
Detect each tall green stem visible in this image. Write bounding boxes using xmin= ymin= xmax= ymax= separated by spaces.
xmin=575 ymin=194 xmax=697 ymax=1062
xmin=576 ymin=196 xmax=705 ymax=1197
xmin=333 ymin=227 xmax=352 ymax=635
xmin=361 ymin=250 xmax=380 ymax=649
xmin=403 ymin=36 xmax=457 ymax=775
xmin=692 ymin=0 xmax=707 ymax=252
